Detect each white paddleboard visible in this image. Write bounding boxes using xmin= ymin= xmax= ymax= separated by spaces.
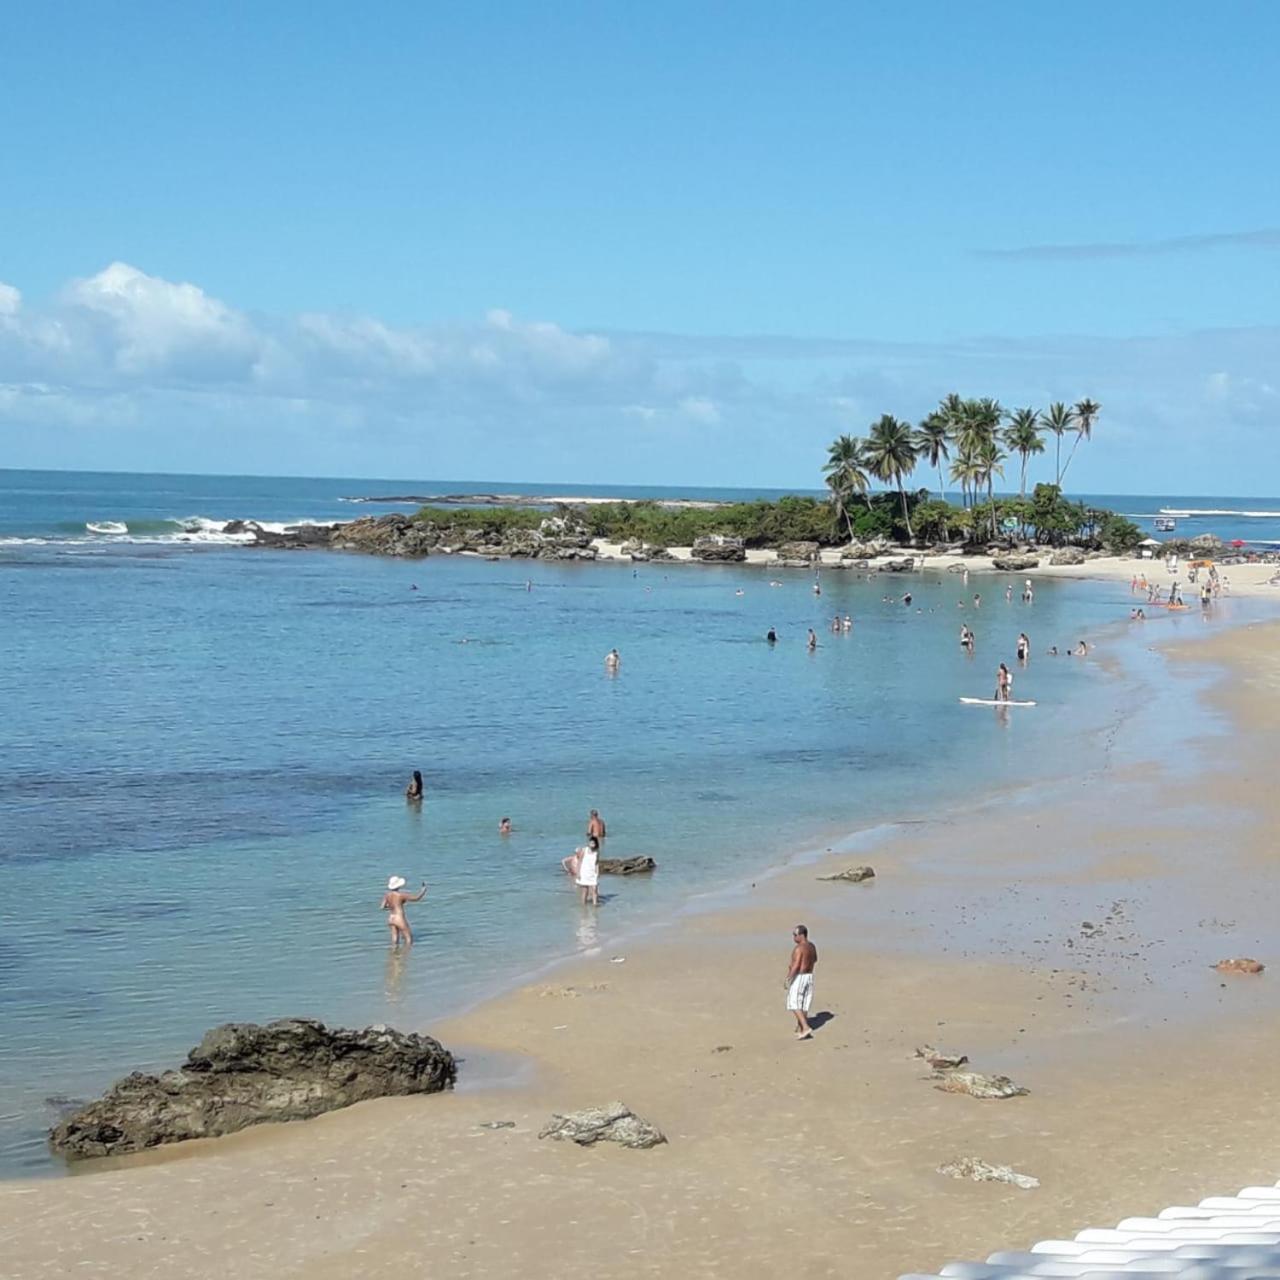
xmin=959 ymin=697 xmax=1037 ymax=707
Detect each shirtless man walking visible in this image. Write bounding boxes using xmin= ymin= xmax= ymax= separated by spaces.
xmin=784 ymin=924 xmax=818 ymax=1040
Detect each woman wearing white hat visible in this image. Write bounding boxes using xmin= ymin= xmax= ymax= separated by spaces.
xmin=381 ymin=876 xmax=427 ymax=947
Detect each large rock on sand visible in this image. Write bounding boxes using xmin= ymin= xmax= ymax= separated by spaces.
xmin=49 ymin=1019 xmax=457 ymax=1159
xmin=690 ymin=535 xmax=746 ymax=562
xmin=992 ymin=554 xmax=1040 ymax=571
xmin=598 ymin=856 xmax=657 ymax=875
xmin=932 ymin=1070 xmax=1029 ymax=1099
xmin=1049 ymin=546 xmax=1087 ymax=565
xmin=539 ymin=1102 xmax=666 ymax=1149
xmin=818 ymin=864 xmax=875 ymax=883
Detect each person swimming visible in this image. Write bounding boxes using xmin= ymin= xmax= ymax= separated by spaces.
xmin=381 ymin=876 xmax=427 ymax=947
xmin=499 ymin=817 xmax=512 ymax=835
xmin=605 ymin=648 xmax=621 ymax=672
xmin=405 ymin=770 xmax=424 ymax=801
xmin=766 ymin=627 xmax=777 ymax=643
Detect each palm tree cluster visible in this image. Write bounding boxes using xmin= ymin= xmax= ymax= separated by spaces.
xmin=823 ymin=396 xmax=1100 ymax=544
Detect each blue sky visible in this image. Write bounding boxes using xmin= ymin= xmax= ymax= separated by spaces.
xmin=1 ymin=1 xmax=1278 ymax=492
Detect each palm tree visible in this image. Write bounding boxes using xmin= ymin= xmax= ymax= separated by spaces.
xmin=976 ymin=438 xmax=1007 ymax=540
xmin=1041 ymin=401 xmax=1077 ymax=487
xmin=914 ymin=411 xmax=951 ymax=500
xmin=822 ymin=434 xmax=872 ymax=541
xmin=948 ymin=449 xmax=982 ymax=515
xmin=1003 ymin=407 xmax=1044 ymax=499
xmin=1060 ymin=398 xmax=1100 ymax=486
xmin=862 ymin=414 xmax=919 ymax=540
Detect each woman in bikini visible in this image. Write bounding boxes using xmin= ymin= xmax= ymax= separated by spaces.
xmin=381 ymin=876 xmax=427 ymax=947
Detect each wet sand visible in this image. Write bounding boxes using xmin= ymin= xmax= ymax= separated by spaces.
xmin=4 ymin=624 xmax=1280 ymax=1279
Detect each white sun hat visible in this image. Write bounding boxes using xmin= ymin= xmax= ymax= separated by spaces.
xmin=387 ymin=876 xmax=407 ymax=891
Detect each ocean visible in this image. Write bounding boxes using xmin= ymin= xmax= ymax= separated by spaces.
xmin=0 ymin=469 xmax=1269 ymax=1175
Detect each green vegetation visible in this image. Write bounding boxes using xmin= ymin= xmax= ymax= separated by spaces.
xmin=409 ymin=391 xmax=1141 ymax=554
xmin=411 ymin=505 xmax=544 ymax=533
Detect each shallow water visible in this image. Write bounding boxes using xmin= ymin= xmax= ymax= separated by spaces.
xmin=0 ymin=469 xmax=1258 ymax=1174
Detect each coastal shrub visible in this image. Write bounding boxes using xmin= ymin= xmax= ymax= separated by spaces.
xmin=413 ymin=505 xmax=544 ymax=533
xmin=1099 ymin=512 xmax=1141 ymax=552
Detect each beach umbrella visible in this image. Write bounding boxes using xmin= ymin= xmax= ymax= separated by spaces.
xmin=1230 ymin=539 xmax=1246 ymax=547
xmin=1138 ymin=538 xmax=1161 ymax=547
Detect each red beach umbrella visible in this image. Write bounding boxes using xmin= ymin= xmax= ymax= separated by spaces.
xmin=1230 ymin=539 xmax=1247 ymax=547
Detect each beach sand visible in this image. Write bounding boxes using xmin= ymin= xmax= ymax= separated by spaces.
xmin=5 ymin=623 xmax=1280 ymax=1279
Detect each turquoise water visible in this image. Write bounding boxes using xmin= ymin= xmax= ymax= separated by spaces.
xmin=0 ymin=469 xmax=1260 ymax=1174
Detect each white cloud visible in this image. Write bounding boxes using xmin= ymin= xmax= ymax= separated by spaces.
xmin=678 ymin=395 xmax=721 ymax=424
xmin=1 ymin=262 xmax=1279 ymax=491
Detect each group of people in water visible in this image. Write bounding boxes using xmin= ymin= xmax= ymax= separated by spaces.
xmin=384 ymin=792 xmax=611 ymax=944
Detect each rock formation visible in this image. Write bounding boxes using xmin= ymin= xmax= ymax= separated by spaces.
xmin=690 ymin=535 xmax=747 ymax=562
xmin=598 ymin=856 xmax=657 ymax=875
xmin=49 ymin=1019 xmax=456 ymax=1159
xmin=1214 ymin=957 xmax=1265 ymax=974
xmin=538 ymin=1102 xmax=666 ymax=1149
xmin=1049 ymin=546 xmax=1087 ymax=565
xmin=938 ymin=1156 xmax=1039 ymax=1189
xmin=992 ymin=554 xmax=1040 ymax=571
xmin=932 ymin=1070 xmax=1029 ymax=1099
xmin=818 ymin=865 xmax=875 ymax=883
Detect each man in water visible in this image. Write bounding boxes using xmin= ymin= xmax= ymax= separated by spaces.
xmin=807 ymin=628 xmax=818 ymax=650
xmin=381 ymin=877 xmax=427 ymax=947
xmin=587 ymin=809 xmax=607 ymax=841
xmin=766 ymin=627 xmax=777 ymax=643
xmin=605 ymin=648 xmax=620 ymax=672
xmin=499 ymin=817 xmax=512 ymax=835
xmin=784 ymin=924 xmax=818 ymax=1040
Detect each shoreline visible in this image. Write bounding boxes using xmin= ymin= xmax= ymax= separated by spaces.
xmin=7 ymin=608 xmax=1280 ymax=1276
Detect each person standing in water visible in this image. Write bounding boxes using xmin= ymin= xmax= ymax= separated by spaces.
xmin=587 ymin=809 xmax=607 ymax=841
xmin=1016 ymin=632 xmax=1030 ymax=662
xmin=766 ymin=627 xmax=777 ymax=644
xmin=784 ymin=924 xmax=818 ymax=1040
xmin=605 ymin=648 xmax=620 ymax=672
xmin=807 ymin=628 xmax=818 ymax=650
xmin=405 ymin=771 xmax=424 ymax=801
xmin=577 ymin=834 xmax=600 ymax=906
xmin=381 ymin=876 xmax=427 ymax=947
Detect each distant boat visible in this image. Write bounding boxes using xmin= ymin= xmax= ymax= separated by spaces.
xmin=1154 ymin=517 xmax=1176 ymax=532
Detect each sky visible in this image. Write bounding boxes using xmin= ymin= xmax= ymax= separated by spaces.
xmin=1 ymin=1 xmax=1278 ymax=493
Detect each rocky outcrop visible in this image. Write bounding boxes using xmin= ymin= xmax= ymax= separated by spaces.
xmin=938 ymin=1156 xmax=1039 ymax=1189
xmin=818 ymin=865 xmax=875 ymax=883
xmin=1215 ymin=957 xmax=1265 ymax=974
xmin=775 ymin=540 xmax=820 ymax=566
xmin=690 ymin=535 xmax=746 ymax=562
xmin=879 ymin=557 xmax=915 ymax=572
xmin=992 ymin=554 xmax=1040 ymax=571
xmin=932 ymin=1070 xmax=1028 ymax=1099
xmin=330 ymin=514 xmax=437 ymax=556
xmin=539 ymin=1103 xmax=666 ymax=1149
xmin=1049 ymin=546 xmax=1087 ymax=565
xmin=598 ymin=856 xmax=657 ymax=876
xmin=49 ymin=1019 xmax=457 ymax=1160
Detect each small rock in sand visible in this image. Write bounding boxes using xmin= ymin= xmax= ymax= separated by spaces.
xmin=914 ymin=1045 xmax=969 ymax=1070
xmin=938 ymin=1156 xmax=1039 ymax=1189
xmin=712 ymin=1045 xmax=734 ymax=1054
xmin=478 ymin=1121 xmax=516 ymax=1130
xmin=1214 ymin=957 xmax=1265 ymax=974
xmin=818 ymin=865 xmax=876 ymax=883
xmin=932 ymin=1070 xmax=1029 ymax=1099
xmin=539 ymin=1103 xmax=666 ymax=1149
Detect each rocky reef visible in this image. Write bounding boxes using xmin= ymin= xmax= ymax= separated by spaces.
xmin=49 ymin=1018 xmax=457 ymax=1159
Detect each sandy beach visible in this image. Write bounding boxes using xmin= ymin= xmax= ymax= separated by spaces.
xmin=5 ymin=613 xmax=1280 ymax=1279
